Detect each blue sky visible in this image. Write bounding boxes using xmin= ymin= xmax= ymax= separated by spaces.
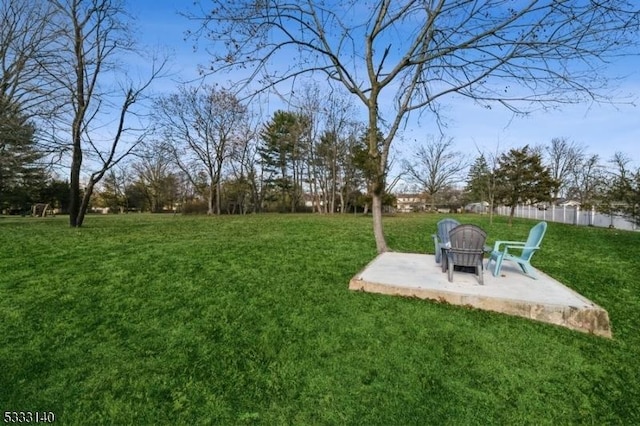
xmin=129 ymin=0 xmax=640 ymax=169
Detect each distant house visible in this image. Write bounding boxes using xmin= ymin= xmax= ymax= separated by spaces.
xmin=303 ymin=193 xmax=327 ymax=210
xmin=464 ymin=201 xmax=489 ymax=214
xmin=557 ymin=199 xmax=580 ymax=207
xmin=395 ymin=193 xmax=427 ymax=213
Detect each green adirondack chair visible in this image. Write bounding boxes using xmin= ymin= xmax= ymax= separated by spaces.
xmin=487 ymin=221 xmax=547 ymax=279
xmin=432 ymin=218 xmax=460 ymax=264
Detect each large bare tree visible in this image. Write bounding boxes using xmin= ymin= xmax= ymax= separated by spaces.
xmin=155 ymin=85 xmax=248 ymax=215
xmin=225 ymin=116 xmax=262 ymax=214
xmin=0 ymin=0 xmax=59 ymax=118
xmin=293 ymin=85 xmax=361 ymax=214
xmin=568 ymin=154 xmax=606 ymax=208
xmin=131 ymin=143 xmax=179 ymax=213
xmin=406 ymin=136 xmax=468 ymax=211
xmin=190 ymin=0 xmax=639 ymax=252
xmin=545 ymin=137 xmax=586 ymax=201
xmin=46 ymin=0 xmax=166 ymax=227
xmin=606 ymin=152 xmax=640 ymax=225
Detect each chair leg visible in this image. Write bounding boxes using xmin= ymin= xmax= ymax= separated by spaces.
xmin=477 ymin=260 xmax=484 ymax=285
xmin=493 ymin=255 xmax=504 ymax=277
xmin=486 ymin=254 xmax=497 ymax=274
xmin=434 ymin=238 xmax=441 ymax=263
xmin=519 ymin=262 xmax=538 ymax=279
xmin=447 ymin=261 xmax=454 ymax=282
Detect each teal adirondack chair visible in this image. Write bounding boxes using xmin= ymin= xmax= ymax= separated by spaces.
xmin=432 ymin=218 xmax=460 ymax=264
xmin=487 ymin=221 xmax=547 ymax=279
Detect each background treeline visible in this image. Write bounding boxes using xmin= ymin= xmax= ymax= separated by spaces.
xmin=1 ymin=0 xmax=638 ymax=226
xmin=5 ymin=78 xmax=639 ymax=228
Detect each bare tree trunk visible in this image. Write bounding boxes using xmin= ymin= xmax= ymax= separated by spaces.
xmin=76 ymin=180 xmax=96 ymax=227
xmin=291 ymin=163 xmax=297 ymax=213
xmin=215 ymin=153 xmax=224 ymax=214
xmin=367 ymin=86 xmax=389 ymax=253
xmin=489 ymin=198 xmax=495 ymax=225
xmin=371 ymin=193 xmax=387 ymax=252
xmin=306 ymin=140 xmax=321 ymax=213
xmin=208 ymin=184 xmax=214 ymax=215
xmin=69 ymin=11 xmax=85 ymax=228
xmin=330 ymin=152 xmax=337 ymax=214
xmin=509 ymin=205 xmax=516 ymax=225
xmin=316 ymin=177 xmax=326 ymax=213
xmin=69 ymin=147 xmax=82 ymax=227
xmin=216 ymin=178 xmax=222 ymax=215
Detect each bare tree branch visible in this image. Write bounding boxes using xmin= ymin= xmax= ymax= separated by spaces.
xmin=38 ymin=0 xmax=170 ymax=226
xmin=405 ymin=135 xmax=469 ymax=211
xmin=154 ymin=85 xmax=248 ymax=215
xmin=188 ymin=0 xmax=640 ymax=252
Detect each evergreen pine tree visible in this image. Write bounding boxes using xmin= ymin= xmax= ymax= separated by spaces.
xmin=0 ymin=96 xmax=47 ymax=213
xmin=495 ymin=146 xmax=558 ymax=224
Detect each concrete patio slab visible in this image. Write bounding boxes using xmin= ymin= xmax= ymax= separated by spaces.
xmin=349 ymin=252 xmax=611 ymax=338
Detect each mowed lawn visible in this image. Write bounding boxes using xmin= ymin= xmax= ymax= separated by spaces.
xmin=1 ymin=213 xmax=639 ymax=424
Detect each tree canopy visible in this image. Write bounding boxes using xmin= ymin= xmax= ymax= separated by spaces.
xmin=259 ymin=110 xmax=309 ymax=212
xmin=495 ymin=146 xmax=557 ymax=223
xmin=466 ymin=155 xmax=491 ymax=204
xmin=0 ymin=96 xmax=47 ymax=213
xmin=190 ymin=0 xmax=640 ymax=252
xmin=406 ymin=136 xmax=468 ymax=211
xmin=2 ymin=0 xmax=639 ymax=233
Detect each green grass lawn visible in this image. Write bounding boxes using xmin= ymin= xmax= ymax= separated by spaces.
xmin=1 ymin=213 xmax=639 ymax=424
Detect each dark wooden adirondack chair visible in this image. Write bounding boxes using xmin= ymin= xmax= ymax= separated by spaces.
xmin=445 ymin=224 xmax=487 ymax=285
xmin=432 ymin=218 xmax=460 ymax=264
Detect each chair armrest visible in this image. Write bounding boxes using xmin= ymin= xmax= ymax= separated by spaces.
xmin=508 ymin=245 xmax=540 ymax=251
xmin=492 ymin=240 xmax=525 ymax=251
xmin=494 ymin=243 xmax=541 ymax=254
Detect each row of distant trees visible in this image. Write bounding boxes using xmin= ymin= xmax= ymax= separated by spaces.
xmin=398 ymin=135 xmax=640 ymax=226
xmin=2 ymin=0 xmax=639 ymax=253
xmin=146 ymin=85 xmax=382 ymax=215
xmin=6 ymin=80 xmax=639 ymax=229
xmin=464 ymin=140 xmax=640 ymax=226
xmin=1 ymin=81 xmax=387 ymax=215
xmin=2 ymin=46 xmax=639 ymax=220
xmin=1 ymin=27 xmax=638 ymax=221
xmin=91 ymin=85 xmax=382 ymax=215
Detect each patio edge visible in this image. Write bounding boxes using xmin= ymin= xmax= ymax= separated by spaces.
xmin=348 ymin=277 xmax=612 ymax=338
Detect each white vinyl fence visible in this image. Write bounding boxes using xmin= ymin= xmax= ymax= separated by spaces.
xmin=495 ymin=205 xmax=638 ymax=231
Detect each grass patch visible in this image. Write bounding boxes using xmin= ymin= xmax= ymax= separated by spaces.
xmin=1 ymin=213 xmax=639 ymax=424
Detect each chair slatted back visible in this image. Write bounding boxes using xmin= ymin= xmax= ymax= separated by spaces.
xmin=448 ymin=224 xmax=487 ymax=267
xmin=437 ymin=218 xmax=460 ymax=246
xmin=522 ymin=222 xmax=547 ymax=260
